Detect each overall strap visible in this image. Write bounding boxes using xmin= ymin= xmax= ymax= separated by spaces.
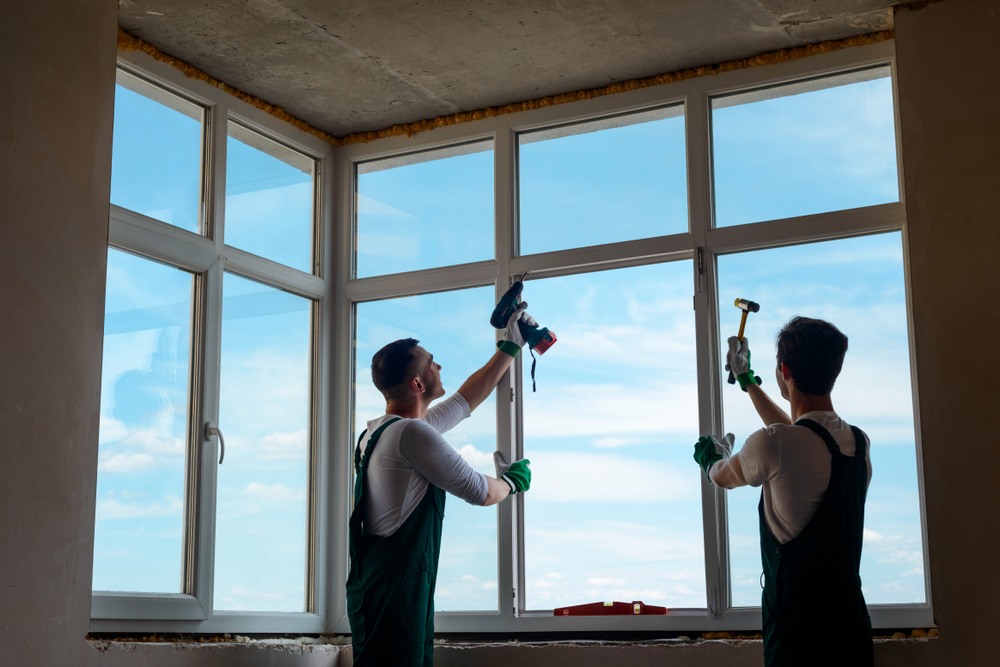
xmin=351 ymin=417 xmax=402 ymax=534
xmin=850 ymin=425 xmax=868 ymax=458
xmin=795 ymin=418 xmax=840 ymax=455
xmin=355 ymin=417 xmax=402 ymax=474
xmin=354 ymin=430 xmax=368 ymax=474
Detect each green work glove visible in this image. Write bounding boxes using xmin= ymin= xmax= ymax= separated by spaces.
xmin=693 ymin=433 xmax=735 ymax=482
xmin=727 ymin=336 xmax=763 ymax=392
xmin=493 ymin=451 xmax=531 ymax=494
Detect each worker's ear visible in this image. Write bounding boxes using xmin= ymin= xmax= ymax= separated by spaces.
xmin=780 ymin=363 xmax=792 ymax=382
xmin=411 ymin=375 xmax=425 ymax=394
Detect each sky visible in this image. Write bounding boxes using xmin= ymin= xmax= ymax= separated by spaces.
xmin=96 ymin=66 xmax=924 ymax=615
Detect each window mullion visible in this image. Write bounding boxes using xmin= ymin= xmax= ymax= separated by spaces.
xmin=188 ymin=98 xmax=229 ymax=618
xmin=687 ymin=89 xmax=729 ymax=619
xmin=494 ymin=124 xmax=517 ymax=622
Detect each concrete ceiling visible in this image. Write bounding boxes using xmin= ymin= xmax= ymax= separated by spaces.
xmin=119 ymin=0 xmax=907 ymax=138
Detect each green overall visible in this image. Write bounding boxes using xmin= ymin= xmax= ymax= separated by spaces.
xmin=760 ymin=419 xmax=874 ymax=667
xmin=347 ymin=418 xmax=446 ymax=667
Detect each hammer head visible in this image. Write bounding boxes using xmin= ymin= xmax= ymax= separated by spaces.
xmin=734 ymin=298 xmax=760 ymax=313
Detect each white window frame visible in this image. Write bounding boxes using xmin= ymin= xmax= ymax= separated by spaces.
xmin=90 ymin=49 xmax=335 ymax=635
xmin=332 ymin=37 xmax=933 ymax=635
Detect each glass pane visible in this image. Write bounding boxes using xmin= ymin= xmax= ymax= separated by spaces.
xmin=718 ymin=233 xmax=925 ymax=607
xmin=356 ymin=142 xmax=494 ymax=278
xmin=712 ymin=67 xmax=898 ymax=228
xmin=225 ymin=123 xmax=314 ymax=273
xmin=354 ymin=287 xmax=498 ymax=611
xmin=522 ymin=262 xmax=704 ymax=610
xmin=112 ymin=70 xmax=203 ymax=233
xmin=215 ymin=274 xmax=312 ymax=611
xmin=93 ymin=248 xmax=193 ymax=593
xmin=519 ymin=106 xmax=687 ymax=255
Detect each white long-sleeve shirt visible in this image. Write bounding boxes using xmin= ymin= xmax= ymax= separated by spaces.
xmin=359 ymin=393 xmax=488 ymax=537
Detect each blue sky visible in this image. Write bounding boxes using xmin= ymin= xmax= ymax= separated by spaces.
xmin=97 ymin=68 xmax=924 ymax=614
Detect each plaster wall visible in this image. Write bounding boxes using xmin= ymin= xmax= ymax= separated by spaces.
xmin=1 ymin=0 xmax=997 ymax=665
xmin=0 ymin=0 xmax=118 ymax=664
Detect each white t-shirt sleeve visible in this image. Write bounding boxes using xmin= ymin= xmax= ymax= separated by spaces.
xmin=737 ymin=426 xmax=782 ymax=488
xmin=398 ymin=420 xmax=488 ymax=506
xmin=424 ymin=392 xmax=471 ymax=434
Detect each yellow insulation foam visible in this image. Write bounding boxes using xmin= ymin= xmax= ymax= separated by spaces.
xmin=117 ymin=28 xmax=339 ymax=146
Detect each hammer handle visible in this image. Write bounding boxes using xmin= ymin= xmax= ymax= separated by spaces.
xmin=737 ymin=311 xmax=749 ymax=341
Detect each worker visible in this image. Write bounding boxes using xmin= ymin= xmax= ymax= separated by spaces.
xmin=693 ymin=316 xmax=874 ymax=667
xmin=347 ymin=303 xmax=534 ymax=666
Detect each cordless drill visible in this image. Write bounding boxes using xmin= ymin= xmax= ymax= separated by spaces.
xmin=490 ymin=279 xmax=557 ymax=354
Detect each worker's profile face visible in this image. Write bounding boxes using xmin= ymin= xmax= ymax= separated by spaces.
xmin=776 ymin=358 xmax=790 ymax=400
xmin=415 ymin=346 xmax=445 ymax=400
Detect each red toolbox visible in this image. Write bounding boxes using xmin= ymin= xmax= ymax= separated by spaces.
xmin=554 ymin=601 xmax=668 ymax=616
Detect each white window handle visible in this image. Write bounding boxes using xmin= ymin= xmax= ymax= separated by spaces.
xmin=204 ymin=422 xmax=226 ymax=464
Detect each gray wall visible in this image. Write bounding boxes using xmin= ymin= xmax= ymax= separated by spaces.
xmin=0 ymin=0 xmax=117 ymax=663
xmin=1 ymin=0 xmax=997 ymax=664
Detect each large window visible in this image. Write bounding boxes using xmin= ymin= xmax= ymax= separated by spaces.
xmin=92 ymin=60 xmax=330 ymax=632
xmin=521 ymin=264 xmax=703 ymax=610
xmin=100 ymin=38 xmax=928 ymax=636
xmin=340 ymin=42 xmax=928 ymax=635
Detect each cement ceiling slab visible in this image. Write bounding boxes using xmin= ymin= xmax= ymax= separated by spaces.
xmin=118 ymin=0 xmax=902 ymax=137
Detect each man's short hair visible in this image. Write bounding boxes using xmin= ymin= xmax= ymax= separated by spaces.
xmin=371 ymin=338 xmax=421 ymax=400
xmin=776 ymin=317 xmax=848 ymax=396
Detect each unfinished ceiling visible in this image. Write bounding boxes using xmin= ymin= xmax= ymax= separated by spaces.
xmin=118 ymin=0 xmax=908 ymax=137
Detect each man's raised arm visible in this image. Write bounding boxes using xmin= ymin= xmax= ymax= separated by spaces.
xmin=457 ymin=350 xmax=515 ymax=413
xmin=728 ymin=336 xmax=791 ymax=427
xmin=457 ymin=298 xmax=535 ymax=412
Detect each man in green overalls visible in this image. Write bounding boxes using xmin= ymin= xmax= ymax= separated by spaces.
xmin=347 ymin=306 xmax=533 ymax=666
xmin=694 ymin=316 xmax=874 ymax=666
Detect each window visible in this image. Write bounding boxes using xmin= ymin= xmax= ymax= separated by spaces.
xmin=521 ymin=264 xmax=703 ymax=611
xmin=518 ymin=106 xmax=687 ymax=255
xmin=356 ymin=141 xmax=495 ymax=278
xmin=94 ymin=249 xmax=193 ymax=594
xmin=92 ymin=60 xmax=330 ymax=633
xmin=339 ymin=40 xmax=928 ymax=635
xmin=100 ymin=38 xmax=928 ymax=636
xmin=711 ymin=67 xmax=899 ymax=227
xmin=718 ymin=233 xmax=925 ymax=607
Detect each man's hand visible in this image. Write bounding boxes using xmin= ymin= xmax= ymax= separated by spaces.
xmin=497 ymin=301 xmax=528 ymax=358
xmin=494 ymin=451 xmax=531 ymax=494
xmin=727 ymin=336 xmax=762 ymax=392
xmin=693 ymin=433 xmax=735 ymax=483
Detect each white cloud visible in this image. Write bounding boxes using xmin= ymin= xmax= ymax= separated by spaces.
xmin=528 ymin=452 xmax=698 ymax=502
xmin=97 ymin=429 xmax=185 ymax=472
xmin=99 ymin=453 xmax=158 ymax=473
xmin=587 ymin=577 xmax=626 ymax=586
xmin=863 ymin=529 xmax=884 ymax=542
xmin=98 ymin=415 xmax=128 ymax=443
xmin=96 ymin=495 xmax=183 ymax=520
xmin=242 ymin=483 xmax=306 ymax=502
xmin=524 ymin=383 xmax=698 ymax=439
xmin=902 ymin=568 xmax=924 ymax=577
xmin=454 ymin=444 xmax=494 ymax=471
xmin=592 ymin=437 xmax=640 ymax=449
xmin=259 ymin=429 xmax=308 ymax=459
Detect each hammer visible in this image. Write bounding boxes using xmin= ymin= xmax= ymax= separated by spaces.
xmin=727 ymin=298 xmax=760 ymax=385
